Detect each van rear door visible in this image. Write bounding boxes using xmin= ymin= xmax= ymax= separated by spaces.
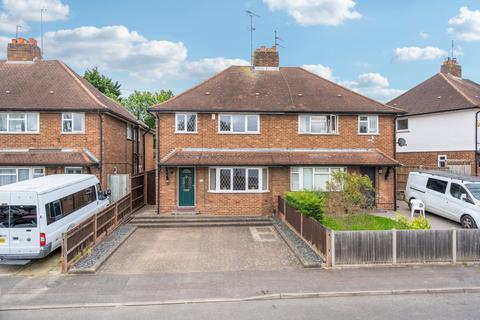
xmin=0 ymin=192 xmax=10 ymax=255
xmin=9 ymin=192 xmax=39 ymax=255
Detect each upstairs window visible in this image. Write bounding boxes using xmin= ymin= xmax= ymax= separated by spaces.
xmin=397 ymin=119 xmax=408 ymax=131
xmin=358 ymin=115 xmax=378 ymax=134
xmin=299 ymin=115 xmax=338 ymax=134
xmin=438 ymin=155 xmax=447 ymax=168
xmin=0 ymin=113 xmax=39 ymax=133
xmin=176 ymin=113 xmax=197 ymax=133
xmin=219 ymin=114 xmax=259 ymax=134
xmin=62 ymin=113 xmax=84 ymax=133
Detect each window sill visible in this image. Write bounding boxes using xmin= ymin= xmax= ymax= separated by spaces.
xmin=61 ymin=132 xmax=85 ymax=135
xmin=175 ymin=131 xmax=198 ymax=135
xmin=217 ymin=132 xmax=260 ymax=135
xmin=357 ymin=133 xmax=380 ymax=136
xmin=208 ymin=190 xmax=270 ymax=194
xmin=0 ymin=132 xmax=40 ymax=135
xmin=396 ymin=130 xmax=410 ymax=133
xmin=298 ymin=132 xmax=339 ymax=136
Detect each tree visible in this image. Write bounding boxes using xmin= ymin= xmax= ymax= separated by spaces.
xmin=83 ymin=67 xmax=122 ymax=101
xmin=122 ymin=90 xmax=174 ymax=129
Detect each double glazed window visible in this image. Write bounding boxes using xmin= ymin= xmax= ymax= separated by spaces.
xmin=397 ymin=119 xmax=408 ymax=131
xmin=176 ymin=113 xmax=197 ymax=133
xmin=358 ymin=115 xmax=378 ymax=134
xmin=219 ymin=114 xmax=259 ymax=133
xmin=299 ymin=115 xmax=338 ymax=134
xmin=62 ymin=113 xmax=84 ymax=133
xmin=0 ymin=167 xmax=44 ymax=186
xmin=65 ymin=167 xmax=82 ymax=174
xmin=45 ymin=186 xmax=96 ymax=225
xmin=209 ymin=167 xmax=268 ymax=192
xmin=0 ymin=113 xmax=39 ymax=133
xmin=291 ymin=167 xmax=345 ymax=191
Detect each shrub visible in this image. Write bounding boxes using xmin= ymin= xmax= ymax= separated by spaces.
xmin=285 ymin=191 xmax=325 ymax=222
xmin=396 ymin=214 xmax=431 ymax=230
xmin=325 ymin=171 xmax=374 ymax=216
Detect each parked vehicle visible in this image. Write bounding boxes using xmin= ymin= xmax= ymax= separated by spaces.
xmin=405 ymin=171 xmax=480 ymax=228
xmin=0 ymin=174 xmax=110 ymax=261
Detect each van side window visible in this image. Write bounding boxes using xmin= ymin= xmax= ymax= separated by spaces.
xmin=426 ymin=178 xmax=448 ymax=194
xmin=45 ymin=186 xmax=97 ymax=225
xmin=450 ymin=183 xmax=472 ymax=202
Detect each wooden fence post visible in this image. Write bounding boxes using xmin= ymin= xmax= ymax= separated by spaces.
xmin=61 ymin=233 xmax=68 ymax=273
xmin=392 ymin=229 xmax=397 ymax=265
xmin=452 ymin=229 xmax=457 ymax=264
xmin=93 ymin=214 xmax=98 ymax=244
xmin=325 ymin=229 xmax=332 ymax=268
xmin=331 ymin=231 xmax=335 ymax=267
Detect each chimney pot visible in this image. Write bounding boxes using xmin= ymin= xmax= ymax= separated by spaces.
xmin=440 ymin=57 xmax=462 ymax=78
xmin=7 ymin=37 xmax=42 ymax=62
xmin=253 ymin=45 xmax=279 ymax=68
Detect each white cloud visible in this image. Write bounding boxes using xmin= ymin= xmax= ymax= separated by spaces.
xmin=263 ymin=0 xmax=361 ymax=26
xmin=301 ymin=64 xmax=335 ymax=80
xmin=341 ymin=73 xmax=404 ymax=102
xmin=419 ymin=31 xmax=430 ymax=39
xmin=393 ymin=46 xmax=448 ymax=62
xmin=2 ymin=0 xmax=69 ymax=22
xmin=43 ymin=25 xmax=248 ymax=83
xmin=0 ymin=12 xmax=23 ymax=33
xmin=448 ymin=7 xmax=480 ymax=41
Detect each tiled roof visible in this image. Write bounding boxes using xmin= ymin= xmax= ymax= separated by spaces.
xmin=0 ymin=148 xmax=99 ymax=166
xmin=150 ymin=66 xmax=404 ymax=114
xmin=388 ymin=73 xmax=480 ymax=116
xmin=160 ymin=148 xmax=399 ymax=167
xmin=0 ymin=60 xmax=145 ymax=127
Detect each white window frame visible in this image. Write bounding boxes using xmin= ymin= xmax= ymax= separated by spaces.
xmin=0 ymin=167 xmax=45 ymax=186
xmin=298 ymin=114 xmax=338 ymax=134
xmin=65 ymin=167 xmax=83 ymax=174
xmin=126 ymin=124 xmax=133 ymax=140
xmin=175 ymin=113 xmax=197 ymax=134
xmin=0 ymin=112 xmax=39 ymax=134
xmin=218 ymin=114 xmax=260 ymax=134
xmin=396 ymin=118 xmax=409 ymax=132
xmin=290 ymin=167 xmax=345 ymax=191
xmin=438 ymin=155 xmax=447 ymax=168
xmin=208 ymin=167 xmax=268 ymax=193
xmin=358 ymin=115 xmax=379 ymax=135
xmin=62 ymin=112 xmax=85 ymax=134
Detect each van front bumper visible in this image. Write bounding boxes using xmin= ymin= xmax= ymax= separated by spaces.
xmin=0 ymin=243 xmax=52 ymax=260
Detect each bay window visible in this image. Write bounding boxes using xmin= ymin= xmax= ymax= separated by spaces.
xmin=62 ymin=112 xmax=84 ymax=133
xmin=209 ymin=167 xmax=268 ymax=192
xmin=299 ymin=114 xmax=338 ymax=134
xmin=358 ymin=115 xmax=378 ymax=134
xmin=219 ymin=114 xmax=259 ymax=133
xmin=291 ymin=167 xmax=345 ymax=191
xmin=0 ymin=113 xmax=39 ymax=133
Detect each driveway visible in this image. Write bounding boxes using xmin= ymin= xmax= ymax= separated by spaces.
xmin=100 ymin=226 xmax=301 ymax=274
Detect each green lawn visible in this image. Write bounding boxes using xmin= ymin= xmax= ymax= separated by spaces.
xmin=322 ymin=214 xmax=401 ymax=231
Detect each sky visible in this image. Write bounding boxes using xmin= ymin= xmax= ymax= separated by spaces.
xmin=0 ymin=0 xmax=480 ymax=102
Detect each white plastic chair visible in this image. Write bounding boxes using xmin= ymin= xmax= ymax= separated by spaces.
xmin=410 ymin=199 xmax=425 ymax=218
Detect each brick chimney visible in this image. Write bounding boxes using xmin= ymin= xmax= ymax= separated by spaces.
xmin=253 ymin=46 xmax=279 ymax=68
xmin=7 ymin=38 xmax=42 ymax=62
xmin=440 ymin=57 xmax=461 ymax=78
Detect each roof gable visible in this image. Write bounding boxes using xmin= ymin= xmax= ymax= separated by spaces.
xmin=388 ymin=73 xmax=480 ymax=116
xmin=150 ymin=66 xmax=403 ymax=114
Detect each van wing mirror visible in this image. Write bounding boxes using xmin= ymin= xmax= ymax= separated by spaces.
xmin=106 ymin=189 xmax=112 ymax=196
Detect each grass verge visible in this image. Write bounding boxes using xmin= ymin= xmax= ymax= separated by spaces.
xmin=322 ymin=214 xmax=401 ymax=231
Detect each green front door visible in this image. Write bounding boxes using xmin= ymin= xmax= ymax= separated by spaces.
xmin=178 ymin=167 xmax=195 ymax=207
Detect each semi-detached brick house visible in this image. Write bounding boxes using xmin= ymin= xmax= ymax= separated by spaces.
xmin=0 ymin=38 xmax=155 ymax=187
xmin=389 ymin=58 xmax=480 ymax=176
xmin=150 ymin=46 xmax=404 ymax=216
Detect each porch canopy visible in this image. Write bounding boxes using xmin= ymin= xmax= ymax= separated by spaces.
xmin=160 ymin=148 xmax=399 ymax=167
xmin=0 ymin=148 xmax=99 ymax=166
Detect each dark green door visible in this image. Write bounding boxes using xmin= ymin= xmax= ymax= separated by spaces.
xmin=178 ymin=167 xmax=195 ymax=207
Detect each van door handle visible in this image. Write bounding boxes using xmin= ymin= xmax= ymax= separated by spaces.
xmin=26 ymin=229 xmax=31 ymax=232
xmin=12 ymin=237 xmax=19 ymax=240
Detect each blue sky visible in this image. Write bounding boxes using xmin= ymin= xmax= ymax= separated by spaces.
xmin=1 ymin=0 xmax=480 ymax=102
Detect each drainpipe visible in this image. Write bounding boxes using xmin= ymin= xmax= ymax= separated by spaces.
xmin=156 ymin=113 xmax=161 ymax=215
xmin=98 ymin=112 xmax=104 ymax=186
xmin=393 ymin=115 xmax=398 ymax=210
xmin=475 ymin=111 xmax=480 ymax=176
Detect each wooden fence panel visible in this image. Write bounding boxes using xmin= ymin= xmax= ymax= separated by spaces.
xmin=285 ymin=205 xmax=302 ymax=234
xmin=334 ymin=231 xmax=393 ymax=265
xmin=457 ymin=230 xmax=480 ymax=261
xmin=396 ymin=230 xmax=452 ymax=263
xmin=131 ymin=173 xmax=145 ymax=212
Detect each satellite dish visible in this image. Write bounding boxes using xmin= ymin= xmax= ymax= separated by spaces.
xmin=397 ymin=137 xmax=407 ymax=147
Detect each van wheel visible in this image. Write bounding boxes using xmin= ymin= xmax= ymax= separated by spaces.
xmin=461 ymin=215 xmax=478 ymax=229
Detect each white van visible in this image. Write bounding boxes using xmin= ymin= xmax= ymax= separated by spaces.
xmin=405 ymin=171 xmax=480 ymax=228
xmin=0 ymin=174 xmax=109 ymax=261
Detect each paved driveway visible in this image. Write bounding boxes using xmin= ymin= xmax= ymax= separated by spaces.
xmin=100 ymin=226 xmax=301 ymax=274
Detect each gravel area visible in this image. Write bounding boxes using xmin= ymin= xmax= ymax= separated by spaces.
xmin=72 ymin=225 xmax=136 ymax=271
xmin=273 ymin=217 xmax=323 ymax=267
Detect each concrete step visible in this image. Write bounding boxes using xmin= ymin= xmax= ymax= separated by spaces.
xmin=129 ymin=220 xmax=273 ymax=228
xmin=130 ymin=216 xmax=272 ymax=223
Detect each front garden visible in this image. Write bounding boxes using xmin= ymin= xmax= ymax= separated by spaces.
xmin=285 ymin=171 xmax=430 ymax=231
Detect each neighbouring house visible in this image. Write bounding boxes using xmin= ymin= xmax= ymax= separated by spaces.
xmin=389 ymin=58 xmax=480 ymax=176
xmin=0 ymin=38 xmax=155 ymax=188
xmin=149 ymin=46 xmax=403 ymax=216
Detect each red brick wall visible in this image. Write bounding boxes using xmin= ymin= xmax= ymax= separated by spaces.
xmin=156 ymin=113 xmax=396 ymax=214
xmin=397 ymin=151 xmax=477 ymax=175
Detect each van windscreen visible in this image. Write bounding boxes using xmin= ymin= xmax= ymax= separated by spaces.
xmin=0 ymin=206 xmax=37 ymax=228
xmin=466 ymin=183 xmax=480 ymax=201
